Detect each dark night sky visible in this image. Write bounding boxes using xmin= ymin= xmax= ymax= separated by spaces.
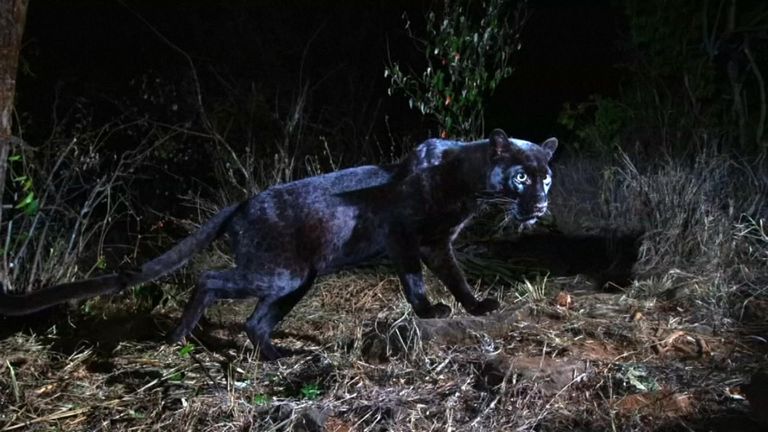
xmin=17 ymin=0 xmax=624 ymax=145
xmin=488 ymin=1 xmax=623 ymax=140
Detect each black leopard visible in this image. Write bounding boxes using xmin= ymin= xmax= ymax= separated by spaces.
xmin=0 ymin=129 xmax=558 ymax=360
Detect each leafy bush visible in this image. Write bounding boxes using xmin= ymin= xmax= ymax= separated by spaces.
xmin=559 ymin=96 xmax=629 ymax=155
xmin=1 ymin=112 xmax=154 ymax=294
xmin=386 ymin=0 xmax=528 ymax=138
xmin=561 ymin=0 xmax=768 ymax=155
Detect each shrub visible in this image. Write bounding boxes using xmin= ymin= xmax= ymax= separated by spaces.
xmin=386 ymin=0 xmax=528 ymax=139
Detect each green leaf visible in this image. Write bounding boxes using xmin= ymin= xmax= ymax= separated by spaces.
xmin=386 ymin=0 xmax=522 ymax=137
xmin=178 ymin=342 xmax=196 ymax=358
xmin=15 ymin=192 xmax=35 ymax=209
xmin=129 ymin=410 xmax=145 ymax=419
xmin=300 ymin=383 xmax=321 ymax=400
xmin=22 ymin=198 xmax=39 ymax=216
xmin=251 ymin=394 xmax=271 ymax=405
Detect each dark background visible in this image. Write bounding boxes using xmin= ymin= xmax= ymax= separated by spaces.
xmin=13 ymin=0 xmax=768 ymax=239
xmin=16 ymin=0 xmax=623 ymax=146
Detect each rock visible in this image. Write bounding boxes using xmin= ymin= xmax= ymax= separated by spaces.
xmin=361 ymin=308 xmax=525 ymax=361
xmin=414 ymin=308 xmax=524 ymax=346
xmin=689 ymin=324 xmax=714 ymax=336
xmin=292 ymin=407 xmax=326 ymax=432
xmin=476 ymin=353 xmax=594 ymax=395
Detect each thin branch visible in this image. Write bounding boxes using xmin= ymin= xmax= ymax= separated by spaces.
xmin=745 ymin=45 xmax=766 ymax=146
xmin=116 ymin=0 xmax=249 ymax=183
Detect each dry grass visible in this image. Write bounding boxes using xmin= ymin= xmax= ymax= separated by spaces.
xmin=2 ymin=151 xmax=768 ymax=431
xmin=1 ymin=267 xmax=766 ymax=431
xmin=552 ymin=151 xmax=768 ymax=318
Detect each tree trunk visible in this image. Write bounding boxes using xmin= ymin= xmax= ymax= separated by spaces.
xmin=0 ymin=0 xmax=30 ymax=286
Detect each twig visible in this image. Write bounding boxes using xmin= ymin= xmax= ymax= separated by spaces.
xmin=1 ymin=407 xmax=90 ymax=431
xmin=116 ymin=0 xmax=250 ymax=185
xmin=745 ymin=45 xmax=766 ymax=145
xmin=6 ymin=360 xmax=19 ymax=404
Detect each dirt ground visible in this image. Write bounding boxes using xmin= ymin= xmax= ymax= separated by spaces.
xmin=1 ymin=269 xmax=767 ymax=431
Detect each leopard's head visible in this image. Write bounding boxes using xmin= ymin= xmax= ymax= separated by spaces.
xmin=485 ymin=129 xmax=558 ymax=225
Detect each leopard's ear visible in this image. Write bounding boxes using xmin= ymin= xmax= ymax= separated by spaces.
xmin=540 ymin=137 xmax=558 ymax=160
xmin=489 ymin=129 xmax=511 ymax=157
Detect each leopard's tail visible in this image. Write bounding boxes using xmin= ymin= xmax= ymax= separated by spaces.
xmin=0 ymin=203 xmax=241 ymax=316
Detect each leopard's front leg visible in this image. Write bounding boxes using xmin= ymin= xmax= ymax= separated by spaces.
xmin=386 ymin=225 xmax=452 ymax=318
xmin=420 ymin=238 xmax=500 ymax=315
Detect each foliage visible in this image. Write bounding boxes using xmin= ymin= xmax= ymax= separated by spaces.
xmin=562 ymin=0 xmax=768 ymax=155
xmin=178 ymin=342 xmax=196 ymax=358
xmin=1 ymin=110 xmax=153 ymax=294
xmin=386 ymin=0 xmax=527 ymax=139
xmin=615 ymin=364 xmax=660 ymax=392
xmin=516 ymin=275 xmax=550 ymax=304
xmin=8 ymin=154 xmax=39 ymax=217
xmin=559 ymin=96 xmax=629 ymax=155
xmin=299 ymin=382 xmax=321 ymax=400
xmin=251 ymin=394 xmax=271 ymax=405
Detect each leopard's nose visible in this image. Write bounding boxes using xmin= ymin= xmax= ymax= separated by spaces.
xmin=534 ymin=203 xmax=548 ymax=214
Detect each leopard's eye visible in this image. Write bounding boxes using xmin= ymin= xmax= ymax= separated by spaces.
xmin=514 ymin=172 xmax=528 ymax=183
xmin=543 ymin=174 xmax=552 ymax=185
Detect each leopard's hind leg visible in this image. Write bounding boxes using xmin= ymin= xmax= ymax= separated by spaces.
xmin=167 ymin=268 xmax=314 ymax=360
xmin=244 ymin=270 xmax=317 ymax=360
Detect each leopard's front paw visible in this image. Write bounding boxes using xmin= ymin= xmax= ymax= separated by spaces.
xmin=165 ymin=327 xmax=187 ymax=345
xmin=467 ymin=297 xmax=500 ymax=316
xmin=415 ymin=302 xmax=452 ymax=319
